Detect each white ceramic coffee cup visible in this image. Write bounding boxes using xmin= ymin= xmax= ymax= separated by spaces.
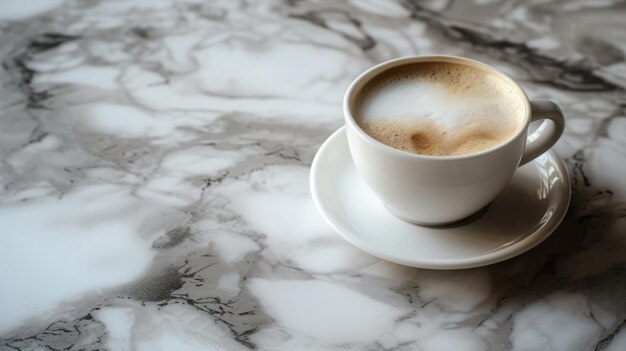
xmin=344 ymin=55 xmax=565 ymax=226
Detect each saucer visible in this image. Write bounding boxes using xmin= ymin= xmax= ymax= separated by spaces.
xmin=310 ymin=127 xmax=571 ymax=269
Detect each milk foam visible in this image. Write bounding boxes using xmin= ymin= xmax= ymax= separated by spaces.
xmin=355 ymin=62 xmax=525 ymax=156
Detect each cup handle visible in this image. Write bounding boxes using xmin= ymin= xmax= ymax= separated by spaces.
xmin=519 ymin=100 xmax=565 ymax=166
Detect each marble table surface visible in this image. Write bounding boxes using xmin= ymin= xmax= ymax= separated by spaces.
xmin=1 ymin=0 xmax=626 ymax=350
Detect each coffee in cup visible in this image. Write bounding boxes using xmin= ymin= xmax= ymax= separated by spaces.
xmin=354 ymin=62 xmax=525 ymax=157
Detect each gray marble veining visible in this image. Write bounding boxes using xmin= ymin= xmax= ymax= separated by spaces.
xmin=1 ymin=0 xmax=626 ymax=350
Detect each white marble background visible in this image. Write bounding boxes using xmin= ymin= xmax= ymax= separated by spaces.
xmin=0 ymin=0 xmax=625 ymax=350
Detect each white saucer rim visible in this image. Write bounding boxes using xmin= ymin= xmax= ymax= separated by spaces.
xmin=310 ymin=126 xmax=571 ymax=269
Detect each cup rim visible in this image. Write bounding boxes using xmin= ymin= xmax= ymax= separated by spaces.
xmin=343 ymin=55 xmax=532 ymax=161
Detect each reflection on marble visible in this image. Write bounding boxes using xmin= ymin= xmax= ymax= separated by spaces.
xmin=0 ymin=0 xmax=625 ymax=350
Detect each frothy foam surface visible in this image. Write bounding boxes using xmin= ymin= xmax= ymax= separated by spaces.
xmin=354 ymin=62 xmax=525 ymax=156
